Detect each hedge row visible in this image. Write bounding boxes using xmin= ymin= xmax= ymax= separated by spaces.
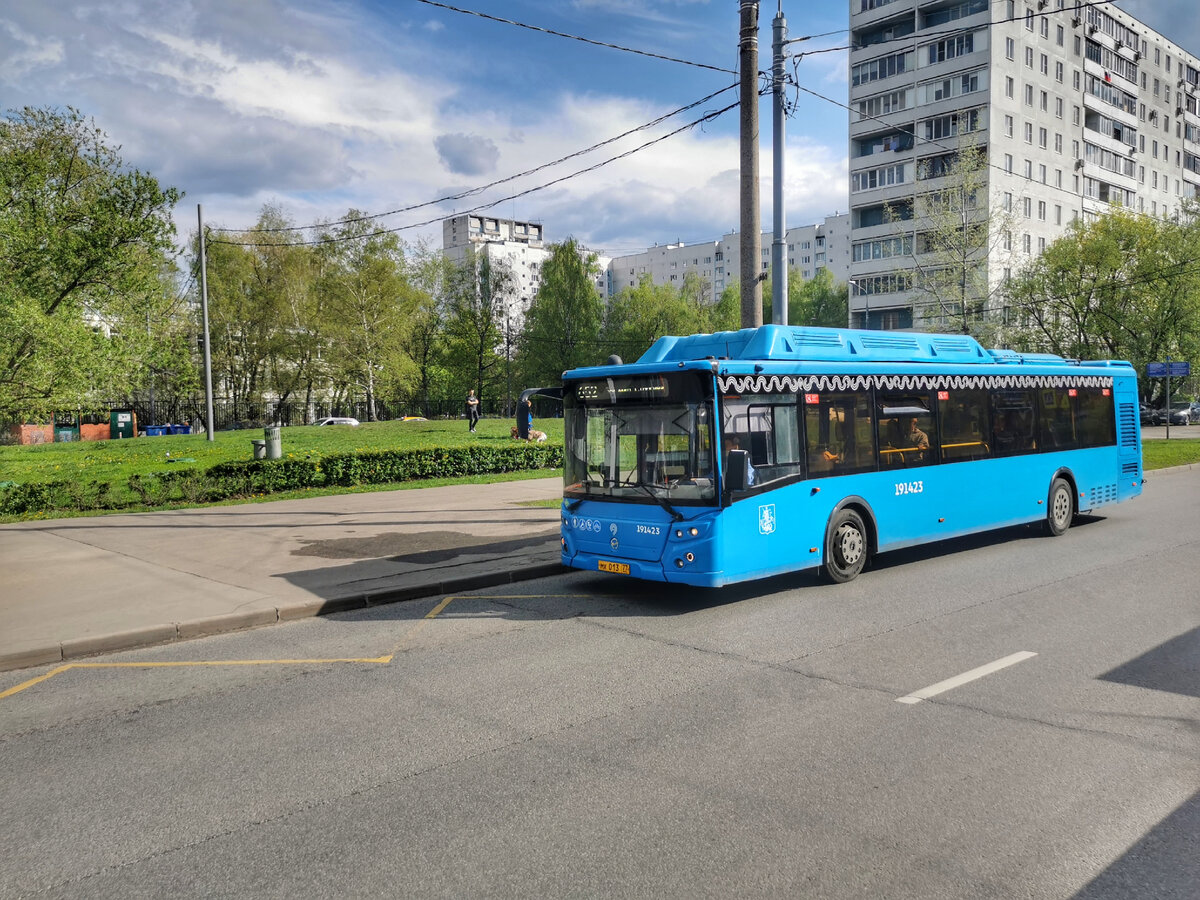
xmin=0 ymin=443 xmax=562 ymax=517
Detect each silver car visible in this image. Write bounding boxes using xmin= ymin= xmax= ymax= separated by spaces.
xmin=1158 ymin=402 xmax=1192 ymax=426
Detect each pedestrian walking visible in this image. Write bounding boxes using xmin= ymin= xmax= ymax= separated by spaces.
xmin=466 ymin=390 xmax=480 ymax=432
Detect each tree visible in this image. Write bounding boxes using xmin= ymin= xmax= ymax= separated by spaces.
xmin=202 ymin=209 xmax=294 ymax=410
xmin=0 ymin=106 xmax=181 ymax=420
xmin=762 ymin=267 xmax=849 ymax=328
xmin=402 ymin=241 xmax=452 ymax=417
xmin=602 ymin=274 xmax=690 ymax=362
xmin=1003 ymin=207 xmax=1200 ymax=403
xmin=443 ymin=249 xmax=511 ymax=412
xmin=892 ymin=140 xmax=1015 ymax=338
xmin=518 ymin=238 xmax=603 ymax=387
xmin=317 ymin=215 xmax=417 ymax=421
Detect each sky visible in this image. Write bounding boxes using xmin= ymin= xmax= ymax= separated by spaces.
xmin=3 ymin=0 xmax=1200 ymax=258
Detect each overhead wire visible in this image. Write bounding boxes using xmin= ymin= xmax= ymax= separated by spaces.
xmin=212 ymin=83 xmax=738 ymax=235
xmin=211 ymin=96 xmax=744 ymax=248
xmin=413 ymin=0 xmax=737 ymax=75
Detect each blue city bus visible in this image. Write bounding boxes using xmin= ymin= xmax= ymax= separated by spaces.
xmin=559 ymin=325 xmax=1142 ymax=585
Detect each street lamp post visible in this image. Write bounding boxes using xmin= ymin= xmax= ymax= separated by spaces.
xmin=848 ymin=279 xmax=866 ymax=329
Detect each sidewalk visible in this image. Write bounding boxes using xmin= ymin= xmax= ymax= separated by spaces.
xmin=0 ymin=477 xmax=565 ymax=672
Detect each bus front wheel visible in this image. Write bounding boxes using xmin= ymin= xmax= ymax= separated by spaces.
xmin=1045 ymin=477 xmax=1074 ymax=536
xmin=824 ymin=509 xmax=869 ymax=583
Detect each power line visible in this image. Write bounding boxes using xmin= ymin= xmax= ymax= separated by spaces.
xmin=211 ymin=98 xmax=742 ymax=249
xmin=414 ymin=0 xmax=737 ymax=75
xmin=212 ymin=83 xmax=738 ymax=235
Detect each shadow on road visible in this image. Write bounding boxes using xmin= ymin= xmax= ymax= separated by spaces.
xmin=1071 ymin=790 xmax=1200 ymax=899
xmin=1099 ymin=626 xmax=1200 ymax=700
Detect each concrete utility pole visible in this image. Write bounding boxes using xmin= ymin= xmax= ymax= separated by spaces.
xmin=739 ymin=0 xmax=762 ymax=329
xmin=197 ymin=204 xmax=215 ymax=441
xmin=771 ymin=3 xmax=787 ymax=326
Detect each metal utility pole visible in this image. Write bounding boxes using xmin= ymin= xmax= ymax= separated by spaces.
xmin=197 ymin=204 xmax=215 ymax=441
xmin=771 ymin=3 xmax=788 ymax=326
xmin=739 ymin=0 xmax=762 ymax=329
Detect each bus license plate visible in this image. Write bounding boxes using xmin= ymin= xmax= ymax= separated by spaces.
xmin=598 ymin=560 xmax=630 ymax=575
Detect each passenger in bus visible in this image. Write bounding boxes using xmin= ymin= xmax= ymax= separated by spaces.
xmin=908 ymin=418 xmax=929 ymax=461
xmin=994 ymin=412 xmax=1020 ymax=452
xmin=725 ymin=435 xmax=755 ymax=486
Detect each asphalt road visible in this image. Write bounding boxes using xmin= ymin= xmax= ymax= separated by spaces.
xmin=2 ymin=469 xmax=1197 ymax=898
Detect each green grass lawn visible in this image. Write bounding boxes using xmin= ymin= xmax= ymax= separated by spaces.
xmin=0 ymin=416 xmax=565 ymax=485
xmin=1141 ymin=437 xmax=1200 ymax=470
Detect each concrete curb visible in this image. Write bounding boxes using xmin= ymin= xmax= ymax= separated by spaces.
xmin=0 ymin=556 xmax=565 ymax=674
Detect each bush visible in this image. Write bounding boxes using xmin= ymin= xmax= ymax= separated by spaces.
xmin=0 ymin=443 xmax=562 ymax=518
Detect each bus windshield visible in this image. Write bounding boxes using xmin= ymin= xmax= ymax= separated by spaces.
xmin=564 ymin=372 xmax=716 ymax=504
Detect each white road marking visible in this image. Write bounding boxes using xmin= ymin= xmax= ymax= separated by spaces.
xmin=896 ymin=651 xmax=1038 ymax=704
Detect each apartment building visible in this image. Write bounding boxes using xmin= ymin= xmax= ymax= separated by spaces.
xmin=441 ymin=214 xmax=610 ymax=327
xmin=608 ymin=213 xmax=852 ymax=305
xmin=848 ymin=0 xmax=1200 ymax=330
xmin=607 ymin=239 xmax=723 ymax=302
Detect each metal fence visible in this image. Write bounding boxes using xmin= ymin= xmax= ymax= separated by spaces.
xmin=5 ymin=395 xmax=563 ymax=435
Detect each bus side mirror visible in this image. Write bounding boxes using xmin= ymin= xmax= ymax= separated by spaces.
xmin=726 ymin=449 xmax=749 ymax=493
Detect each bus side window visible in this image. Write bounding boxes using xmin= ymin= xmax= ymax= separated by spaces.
xmin=992 ymin=390 xmax=1037 ymax=456
xmin=876 ymin=393 xmax=936 ymax=468
xmin=938 ymin=389 xmax=991 ymax=462
xmin=1038 ymin=389 xmax=1077 ymax=451
xmin=805 ymin=393 xmax=875 ymax=477
xmin=1077 ymin=388 xmax=1116 ymax=447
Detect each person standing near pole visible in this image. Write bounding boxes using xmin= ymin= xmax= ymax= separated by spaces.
xmin=466 ymin=389 xmax=480 ymax=433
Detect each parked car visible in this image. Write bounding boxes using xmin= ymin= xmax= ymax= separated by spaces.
xmin=315 ymin=416 xmax=359 ymax=426
xmin=1189 ymin=401 xmax=1200 ymax=424
xmin=1139 ymin=404 xmax=1156 ymax=426
xmin=1157 ymin=403 xmax=1192 ymax=426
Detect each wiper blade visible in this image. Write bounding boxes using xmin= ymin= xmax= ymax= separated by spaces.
xmin=635 ymin=482 xmax=683 ymax=522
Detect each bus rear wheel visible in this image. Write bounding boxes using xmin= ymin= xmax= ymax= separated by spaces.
xmin=1045 ymin=477 xmax=1074 ymax=536
xmin=824 ymin=509 xmax=868 ymax=583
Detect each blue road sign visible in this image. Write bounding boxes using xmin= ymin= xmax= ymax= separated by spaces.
xmin=1147 ymin=362 xmax=1191 ymax=377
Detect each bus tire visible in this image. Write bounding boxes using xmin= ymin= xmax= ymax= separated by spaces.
xmin=824 ymin=509 xmax=869 ymax=583
xmin=1045 ymin=477 xmax=1074 ymax=537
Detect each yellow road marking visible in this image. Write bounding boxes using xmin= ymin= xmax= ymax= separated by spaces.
xmin=0 ymin=666 xmax=74 ymax=700
xmin=1 ymin=593 xmax=594 ymax=702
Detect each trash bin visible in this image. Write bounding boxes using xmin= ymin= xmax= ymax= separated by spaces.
xmin=110 ymin=409 xmax=137 ymax=439
xmin=264 ymin=425 xmax=282 ymax=460
xmin=251 ymin=439 xmax=267 ymax=460
xmin=145 ymin=425 xmax=166 ymax=437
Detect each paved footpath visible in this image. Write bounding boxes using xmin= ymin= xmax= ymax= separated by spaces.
xmin=0 ymin=477 xmax=565 ymax=672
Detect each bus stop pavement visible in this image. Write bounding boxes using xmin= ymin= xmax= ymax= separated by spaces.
xmin=0 ymin=477 xmax=566 ymax=673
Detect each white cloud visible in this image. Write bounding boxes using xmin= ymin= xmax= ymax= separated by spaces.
xmin=0 ymin=18 xmax=65 ymax=79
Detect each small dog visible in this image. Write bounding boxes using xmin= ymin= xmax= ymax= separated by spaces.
xmin=511 ymin=426 xmax=548 ymax=442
